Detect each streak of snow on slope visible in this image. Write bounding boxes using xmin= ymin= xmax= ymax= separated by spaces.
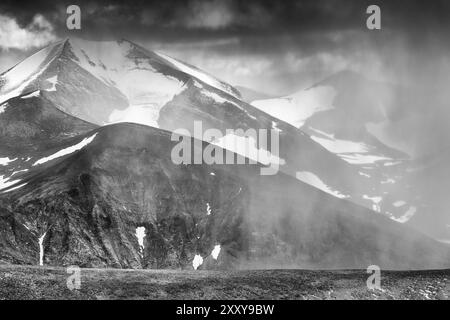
xmin=21 ymin=90 xmax=40 ymax=99
xmin=10 ymin=169 xmax=29 ymax=177
xmin=33 ymin=133 xmax=97 ymax=166
xmin=213 ymin=134 xmax=285 ymax=167
xmin=0 ymin=104 xmax=6 ymax=114
xmin=339 ymin=154 xmax=392 ymax=165
xmin=296 ymin=171 xmax=349 ymax=199
xmin=135 ymin=227 xmax=146 ymax=258
xmin=193 ymin=254 xmax=203 ymax=270
xmin=155 ymin=51 xmax=238 ymax=98
xmin=310 ymin=134 xmax=369 ymax=154
xmin=391 ymin=206 xmax=417 ymax=223
xmin=359 ymin=171 xmax=371 ymax=178
xmin=251 ymin=86 xmax=336 ymax=127
xmin=39 ymin=232 xmax=47 ymax=266
xmin=393 ymin=201 xmax=406 ymax=207
xmin=211 ymin=245 xmax=221 ymax=260
xmin=306 ymin=128 xmax=393 ymax=165
xmin=201 ymin=89 xmax=242 ymax=109
xmin=0 ymin=175 xmax=24 ymax=192
xmin=384 ymin=161 xmax=402 ymax=167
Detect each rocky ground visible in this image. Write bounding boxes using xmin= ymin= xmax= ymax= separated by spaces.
xmin=0 ymin=264 xmax=448 ymax=300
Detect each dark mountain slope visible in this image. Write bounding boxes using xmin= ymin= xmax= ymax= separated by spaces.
xmin=0 ymin=123 xmax=448 ymax=270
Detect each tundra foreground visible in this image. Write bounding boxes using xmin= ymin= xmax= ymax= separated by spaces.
xmin=0 ymin=265 xmax=448 ymax=300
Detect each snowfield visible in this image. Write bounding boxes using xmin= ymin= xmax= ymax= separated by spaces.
xmin=251 ymin=85 xmax=336 ymax=128
xmin=0 ymin=41 xmax=60 ymax=105
xmin=296 ymin=171 xmax=349 ymax=199
xmin=68 ymin=39 xmax=186 ymax=128
xmin=155 ymin=51 xmax=239 ymax=99
xmin=33 ymin=133 xmax=97 ymax=166
xmin=212 ymin=133 xmax=285 ymax=167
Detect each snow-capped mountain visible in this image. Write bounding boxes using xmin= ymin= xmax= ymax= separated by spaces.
xmin=0 ymin=38 xmax=240 ymax=127
xmin=252 ymin=71 xmax=408 ymax=167
xmin=251 ymin=70 xmax=450 ymax=241
xmin=0 ymin=38 xmax=363 ymax=203
xmin=0 ymin=39 xmax=448 ymax=249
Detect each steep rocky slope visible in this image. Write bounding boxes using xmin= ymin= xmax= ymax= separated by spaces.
xmin=0 ymin=123 xmax=448 ymax=270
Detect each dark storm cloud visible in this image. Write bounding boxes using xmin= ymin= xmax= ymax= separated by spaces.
xmin=1 ymin=0 xmax=449 ymax=40
xmin=1 ymin=0 xmax=450 ymax=94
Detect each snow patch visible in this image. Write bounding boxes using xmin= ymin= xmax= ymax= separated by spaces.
xmin=68 ymin=39 xmax=186 ymax=128
xmin=211 ymin=245 xmax=221 ymax=260
xmin=296 ymin=171 xmax=349 ymax=199
xmin=213 ymin=133 xmax=285 ymax=167
xmin=0 ymin=175 xmax=24 ymax=192
xmin=251 ymin=86 xmax=336 ymax=127
xmin=363 ymin=195 xmax=382 ymax=212
xmin=39 ymin=232 xmax=47 ymax=266
xmin=206 ymin=203 xmax=212 ymax=216
xmin=45 ymin=76 xmax=58 ymax=91
xmin=0 ymin=157 xmax=17 ymax=166
xmin=391 ymin=206 xmax=416 ymax=223
xmin=393 ymin=201 xmax=406 ymax=208
xmin=383 ymin=161 xmax=402 ymax=167
xmin=0 ymin=104 xmax=7 ymax=114
xmin=358 ymin=171 xmax=371 ymax=178
xmin=135 ymin=227 xmax=146 ymax=258
xmin=339 ymin=154 xmax=392 ymax=165
xmin=193 ymin=254 xmax=203 ymax=270
xmin=21 ymin=90 xmax=40 ymax=99
xmin=33 ymin=133 xmax=97 ymax=166
xmin=155 ymin=51 xmax=238 ymax=98
xmin=381 ymin=178 xmax=396 ymax=184
xmin=308 ymin=128 xmax=392 ymax=165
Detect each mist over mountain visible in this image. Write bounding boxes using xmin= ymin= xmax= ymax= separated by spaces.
xmin=0 ymin=38 xmax=449 ymax=270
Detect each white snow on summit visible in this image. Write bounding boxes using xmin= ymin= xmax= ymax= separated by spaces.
xmin=0 ymin=42 xmax=60 ymax=105
xmin=155 ymin=51 xmax=239 ymax=98
xmin=68 ymin=39 xmax=186 ymax=128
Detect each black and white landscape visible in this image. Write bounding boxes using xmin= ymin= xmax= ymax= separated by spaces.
xmin=0 ymin=0 xmax=449 ymax=300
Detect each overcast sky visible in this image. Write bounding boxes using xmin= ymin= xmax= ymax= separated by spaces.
xmin=1 ymin=0 xmax=450 ymax=95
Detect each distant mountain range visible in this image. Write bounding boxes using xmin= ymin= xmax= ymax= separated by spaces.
xmin=0 ymin=39 xmax=448 ymax=269
xmin=251 ymin=70 xmax=450 ymax=243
